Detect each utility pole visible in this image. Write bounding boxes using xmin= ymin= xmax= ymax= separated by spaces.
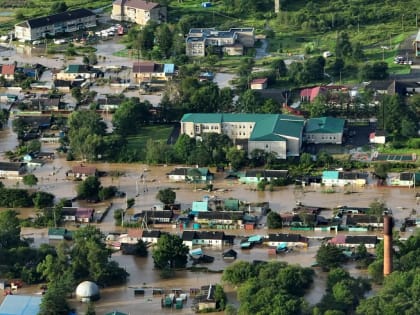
xmin=357 ymin=16 xmax=360 ymax=34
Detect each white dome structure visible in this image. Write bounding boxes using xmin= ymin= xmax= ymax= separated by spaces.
xmin=75 ymin=281 xmax=100 ymax=302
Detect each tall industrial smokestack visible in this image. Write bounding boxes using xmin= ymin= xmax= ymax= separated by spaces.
xmin=383 ymin=215 xmax=393 ymax=276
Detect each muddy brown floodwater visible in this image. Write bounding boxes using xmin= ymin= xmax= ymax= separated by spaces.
xmin=0 ymin=122 xmax=419 ymax=314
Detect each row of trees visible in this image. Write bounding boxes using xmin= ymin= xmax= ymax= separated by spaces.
xmin=0 ymin=181 xmax=54 ymax=208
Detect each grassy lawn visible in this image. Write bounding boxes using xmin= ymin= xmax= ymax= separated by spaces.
xmin=126 ymin=125 xmax=174 ymax=152
xmin=377 ymin=147 xmax=420 ymax=156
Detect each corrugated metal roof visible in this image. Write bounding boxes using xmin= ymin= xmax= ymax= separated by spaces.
xmin=24 ymin=9 xmax=95 ymax=29
xmin=322 ymin=171 xmax=339 ymax=180
xmin=0 ymin=295 xmax=41 ymax=315
xmin=305 ymin=117 xmax=345 ymax=134
xmin=163 ymin=63 xmax=174 ymax=74
xmin=181 ymin=113 xmax=304 ymax=139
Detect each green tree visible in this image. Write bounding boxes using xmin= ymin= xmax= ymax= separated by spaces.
xmin=134 ymin=239 xmax=148 ymax=257
xmin=38 ymin=278 xmax=71 ymax=315
xmin=155 ymin=24 xmax=173 ymax=58
xmin=156 ymin=188 xmax=176 ymax=205
xmin=226 ymin=147 xmax=246 ymax=171
xmin=267 ymin=211 xmax=283 ymax=229
xmin=23 ymin=174 xmax=38 ymax=187
xmin=76 ymin=176 xmax=101 ymax=200
xmin=112 ymin=99 xmax=149 ymax=136
xmin=368 ymin=199 xmax=387 ymax=217
xmin=335 ymin=32 xmax=353 ymax=59
xmin=174 ymin=134 xmax=196 ymax=163
xmin=214 ymin=284 xmax=227 ymax=310
xmin=0 ymin=210 xmax=21 ymax=249
xmin=50 ymin=1 xmax=68 ymax=14
xmin=32 ymin=191 xmax=55 ymax=209
xmin=316 ymin=243 xmax=346 ymax=270
xmin=222 ymin=261 xmax=255 ymax=285
xmin=152 ymin=234 xmax=189 ymax=270
xmin=86 ymin=302 xmax=96 ymax=315
xmin=67 ymin=111 xmax=106 ymax=160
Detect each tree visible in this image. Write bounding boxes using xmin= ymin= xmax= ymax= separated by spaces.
xmin=112 ymin=99 xmax=150 ymax=136
xmin=67 ymin=111 xmax=106 ymax=160
xmin=271 ymin=58 xmax=287 ymax=77
xmin=226 ymin=147 xmax=246 ymax=171
xmin=222 ymin=261 xmax=255 ymax=285
xmin=267 ymin=211 xmax=283 ymax=229
xmin=134 ymin=239 xmax=148 ymax=257
xmin=71 ymin=87 xmax=82 ymax=103
xmin=22 ymin=174 xmax=38 ymax=187
xmin=85 ymin=302 xmax=96 ymax=315
xmin=174 ymin=134 xmax=196 ymax=163
xmin=76 ymin=176 xmax=101 ymax=200
xmin=316 ymin=243 xmax=346 ymax=270
xmin=39 ymin=279 xmax=71 ymax=315
xmin=214 ymin=284 xmax=227 ymax=310
xmin=50 ymin=1 xmax=68 ymax=14
xmin=156 ymin=188 xmax=176 ymax=205
xmin=155 ymin=24 xmax=173 ymax=58
xmin=152 ymin=234 xmax=189 ymax=270
xmin=368 ymin=199 xmax=387 ymax=217
xmin=32 ymin=191 xmax=55 ymax=209
xmin=0 ymin=210 xmax=21 ymax=249
xmin=335 ymin=32 xmax=352 ymax=59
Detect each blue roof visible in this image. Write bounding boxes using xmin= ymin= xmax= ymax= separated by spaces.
xmin=0 ymin=295 xmax=42 ymax=315
xmin=322 ymin=171 xmax=339 ymax=180
xmin=192 ymin=201 xmax=208 ymax=212
xmin=248 ymin=235 xmax=262 ymax=242
xmin=163 ymin=64 xmax=174 ymax=74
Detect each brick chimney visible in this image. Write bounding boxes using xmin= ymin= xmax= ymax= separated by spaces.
xmin=383 ymin=215 xmax=393 ymax=276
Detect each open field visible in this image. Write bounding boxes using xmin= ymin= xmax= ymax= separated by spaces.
xmin=126 ymin=124 xmax=174 ymax=158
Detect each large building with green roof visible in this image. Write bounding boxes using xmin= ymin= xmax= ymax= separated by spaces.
xmin=180 ymin=113 xmax=305 ymax=159
xmin=304 ymin=117 xmax=345 ymax=144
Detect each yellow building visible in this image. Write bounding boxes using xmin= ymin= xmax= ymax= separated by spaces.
xmin=111 ymin=0 xmax=167 ymax=26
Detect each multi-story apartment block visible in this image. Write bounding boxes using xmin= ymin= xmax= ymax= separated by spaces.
xmin=186 ymin=28 xmax=255 ymax=57
xmin=180 ymin=113 xmax=304 ymax=159
xmin=14 ymin=9 xmax=97 ymax=41
xmin=111 ymin=0 xmax=167 ymax=26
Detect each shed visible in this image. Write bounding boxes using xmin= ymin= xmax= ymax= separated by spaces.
xmin=0 ymin=295 xmax=42 ymax=315
xmin=222 ymin=249 xmax=237 ymax=260
xmin=250 ymin=78 xmax=268 ymax=90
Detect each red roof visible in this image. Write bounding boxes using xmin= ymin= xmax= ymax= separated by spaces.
xmin=329 ymin=234 xmax=346 ymax=245
xmin=133 ymin=62 xmax=155 ymax=73
xmin=251 ymin=78 xmax=268 ymax=85
xmin=128 ymin=228 xmax=143 ymax=238
xmin=1 ymin=64 xmax=15 ymax=75
xmin=76 ymin=208 xmax=94 ymax=218
xmin=300 ymin=86 xmax=327 ymax=102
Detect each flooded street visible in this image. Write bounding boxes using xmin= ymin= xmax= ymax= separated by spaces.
xmin=0 ymin=25 xmax=418 ymax=314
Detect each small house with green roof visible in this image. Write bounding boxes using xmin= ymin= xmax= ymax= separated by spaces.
xmin=180 ymin=113 xmax=305 ymax=159
xmin=304 ymin=117 xmax=345 ymax=144
xmin=56 ymin=64 xmax=99 ymax=81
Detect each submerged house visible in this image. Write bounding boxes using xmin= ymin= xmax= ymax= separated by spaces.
xmin=329 ymin=235 xmax=378 ymax=249
xmin=167 ymin=167 xmax=213 ymax=183
xmin=195 ymin=211 xmax=244 ymax=225
xmin=239 ymin=169 xmax=288 ymax=184
xmin=182 ymin=230 xmax=234 ymax=249
xmin=265 ymin=233 xmax=309 ymax=248
xmin=322 ymin=170 xmax=367 ymax=186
